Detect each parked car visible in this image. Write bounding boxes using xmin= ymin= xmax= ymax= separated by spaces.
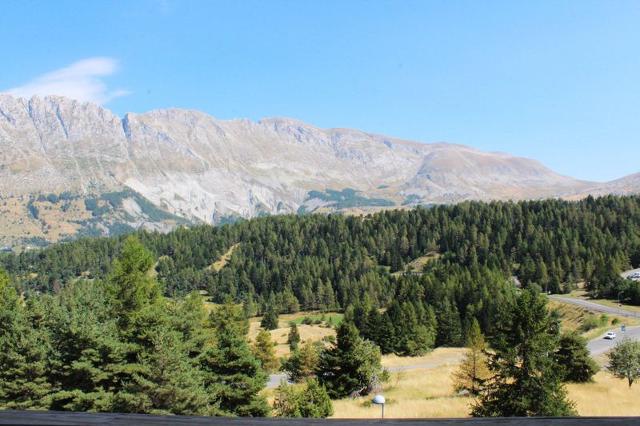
xmin=604 ymin=331 xmax=617 ymax=340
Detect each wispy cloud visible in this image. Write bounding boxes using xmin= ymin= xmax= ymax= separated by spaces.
xmin=5 ymin=57 xmax=129 ymax=104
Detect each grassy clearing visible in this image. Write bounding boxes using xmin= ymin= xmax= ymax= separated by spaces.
xmin=405 ymin=252 xmax=440 ymax=272
xmin=567 ymin=371 xmax=640 ymax=416
xmin=331 ymin=363 xmax=472 ymax=418
xmin=391 ymin=252 xmax=440 ymax=276
xmin=248 ymin=311 xmax=339 ymax=358
xmin=382 ymin=347 xmax=466 ymax=369
xmin=287 ymin=312 xmax=344 ymax=326
xmin=209 ymin=243 xmax=239 ymax=272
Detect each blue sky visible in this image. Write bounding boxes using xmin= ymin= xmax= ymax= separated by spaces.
xmin=1 ymin=0 xmax=639 ymax=182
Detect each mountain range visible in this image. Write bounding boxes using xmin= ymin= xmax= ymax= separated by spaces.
xmin=0 ymin=94 xmax=637 ymax=248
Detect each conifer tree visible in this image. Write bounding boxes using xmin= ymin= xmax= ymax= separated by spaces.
xmin=201 ymin=302 xmax=269 ymax=416
xmin=113 ymin=328 xmax=212 ymax=415
xmin=0 ymin=268 xmax=51 ymax=410
xmin=472 ymin=289 xmax=575 ymax=417
xmin=108 ymin=236 xmax=162 ymax=324
xmin=260 ymin=302 xmax=279 ymax=330
xmin=288 ymin=323 xmax=301 ymax=351
xmin=317 ymin=321 xmax=383 ymax=398
xmin=283 ymin=341 xmax=321 ymax=383
xmin=45 ymin=280 xmax=122 ymax=412
xmin=273 ymin=379 xmax=333 ymax=418
xmin=452 ymin=319 xmax=490 ymax=395
xmin=253 ymin=329 xmax=279 ymax=373
xmin=436 ymin=299 xmax=463 ymax=347
xmin=555 ymin=333 xmax=599 ymax=383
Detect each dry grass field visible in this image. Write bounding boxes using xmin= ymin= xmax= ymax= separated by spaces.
xmin=331 ymin=361 xmax=471 ymax=418
xmin=381 ymin=347 xmax=466 ymax=369
xmin=390 ymin=253 xmax=441 ymax=276
xmin=248 ymin=311 xmax=340 ymax=357
xmin=567 ymin=372 xmax=640 ymax=416
xmin=330 ymin=354 xmax=640 ymax=418
xmin=209 ymin=243 xmax=239 ymax=272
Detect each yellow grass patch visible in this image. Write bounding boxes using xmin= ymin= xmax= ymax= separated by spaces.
xmin=249 ymin=312 xmax=336 ymax=357
xmin=405 ymin=252 xmax=441 ymax=271
xmin=331 ymin=363 xmax=472 ymax=418
xmin=382 ymin=348 xmax=466 ymax=369
xmin=209 ymin=243 xmax=240 ymax=272
xmin=567 ymin=371 xmax=640 ymax=416
xmin=391 ymin=252 xmax=441 ymax=276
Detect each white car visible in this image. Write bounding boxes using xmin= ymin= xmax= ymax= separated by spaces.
xmin=604 ymin=331 xmax=617 ymax=340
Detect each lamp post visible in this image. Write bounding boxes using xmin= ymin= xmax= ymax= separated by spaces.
xmin=372 ymin=394 xmax=385 ymax=419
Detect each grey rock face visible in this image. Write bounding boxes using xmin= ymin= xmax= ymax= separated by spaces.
xmin=0 ymin=94 xmax=611 ymax=225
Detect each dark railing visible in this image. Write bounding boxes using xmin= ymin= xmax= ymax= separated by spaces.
xmin=1 ymin=412 xmax=640 ymax=426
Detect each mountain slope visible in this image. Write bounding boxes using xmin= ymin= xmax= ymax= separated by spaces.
xmin=0 ymin=94 xmax=635 ymax=246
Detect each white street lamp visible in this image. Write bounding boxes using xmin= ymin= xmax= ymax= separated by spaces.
xmin=372 ymin=394 xmax=385 ymax=419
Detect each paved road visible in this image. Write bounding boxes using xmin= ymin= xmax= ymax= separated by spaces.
xmin=588 ymin=326 xmax=640 ymax=356
xmin=268 ymin=373 xmax=288 ymax=388
xmin=548 ymin=295 xmax=640 ymax=319
xmin=549 ymin=294 xmax=640 ymax=355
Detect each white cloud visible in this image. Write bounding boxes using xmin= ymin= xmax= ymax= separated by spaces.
xmin=5 ymin=57 xmax=129 ymax=105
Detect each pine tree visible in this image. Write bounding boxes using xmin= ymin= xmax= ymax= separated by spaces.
xmin=452 ymin=319 xmax=490 ymax=395
xmin=252 ymin=329 xmax=279 ymax=373
xmin=104 ymin=237 xmax=182 ymax=413
xmin=287 ymin=323 xmax=301 ymax=351
xmin=113 ymin=328 xmax=212 ymax=415
xmin=242 ymin=293 xmax=258 ymax=318
xmin=436 ymin=299 xmax=463 ymax=347
xmin=555 ymin=333 xmax=599 ymax=383
xmin=472 ymin=289 xmax=575 ymax=417
xmin=0 ymin=268 xmax=51 ymax=410
xmin=283 ymin=341 xmax=321 ymax=383
xmin=317 ymin=321 xmax=383 ymax=398
xmin=107 ymin=236 xmax=162 ymax=330
xmin=260 ymin=302 xmax=279 ymax=330
xmin=201 ymin=302 xmax=269 ymax=416
xmin=45 ymin=280 xmax=122 ymax=412
xmin=273 ymin=379 xmax=333 ymax=418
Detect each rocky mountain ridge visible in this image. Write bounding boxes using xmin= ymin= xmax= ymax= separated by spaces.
xmin=0 ymin=94 xmax=637 ymax=247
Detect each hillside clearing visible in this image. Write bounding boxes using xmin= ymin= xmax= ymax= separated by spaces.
xmin=209 ymin=243 xmax=240 ymax=272
xmin=249 ymin=311 xmax=340 ymax=357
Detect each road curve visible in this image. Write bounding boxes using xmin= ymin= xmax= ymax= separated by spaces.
xmin=548 ymin=295 xmax=640 ymax=319
xmin=588 ymin=326 xmax=640 ymax=356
